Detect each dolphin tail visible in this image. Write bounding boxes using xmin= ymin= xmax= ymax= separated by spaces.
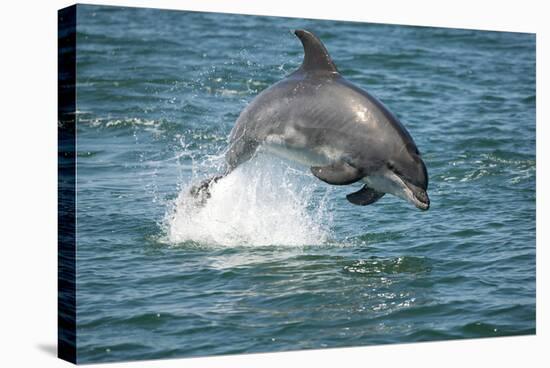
xmin=189 ymin=174 xmax=225 ymax=205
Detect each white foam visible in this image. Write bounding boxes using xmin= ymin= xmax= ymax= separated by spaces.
xmin=165 ymin=154 xmax=332 ymax=247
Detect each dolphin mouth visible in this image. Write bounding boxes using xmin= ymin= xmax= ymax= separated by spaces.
xmin=385 ymin=169 xmax=430 ymax=211
xmin=411 ymin=189 xmax=430 ymax=210
xmin=390 ymin=171 xmax=429 ymax=211
xmin=403 ymin=181 xmax=430 ymax=211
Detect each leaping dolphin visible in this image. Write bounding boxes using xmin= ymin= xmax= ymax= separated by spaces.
xmin=192 ymin=29 xmax=430 ymax=210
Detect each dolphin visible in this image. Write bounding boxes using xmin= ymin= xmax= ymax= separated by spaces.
xmin=192 ymin=29 xmax=430 ymax=210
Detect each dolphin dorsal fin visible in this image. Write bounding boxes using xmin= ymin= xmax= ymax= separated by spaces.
xmin=294 ymin=29 xmax=339 ymax=74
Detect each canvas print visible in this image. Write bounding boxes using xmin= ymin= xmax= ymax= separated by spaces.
xmin=58 ymin=4 xmax=536 ymax=364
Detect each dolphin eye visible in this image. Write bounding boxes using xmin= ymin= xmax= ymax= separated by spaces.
xmin=387 ymin=162 xmax=403 ymax=177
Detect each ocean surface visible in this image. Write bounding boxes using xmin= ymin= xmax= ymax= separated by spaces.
xmin=73 ymin=5 xmax=536 ymax=363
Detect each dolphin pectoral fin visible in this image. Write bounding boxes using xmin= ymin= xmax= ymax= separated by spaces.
xmin=310 ymin=162 xmax=363 ymax=185
xmin=346 ymin=185 xmax=385 ymax=206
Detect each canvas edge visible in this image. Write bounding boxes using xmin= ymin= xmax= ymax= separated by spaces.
xmin=58 ymin=3 xmax=77 ymax=365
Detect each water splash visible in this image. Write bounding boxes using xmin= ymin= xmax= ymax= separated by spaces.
xmin=165 ymin=154 xmax=332 ymax=247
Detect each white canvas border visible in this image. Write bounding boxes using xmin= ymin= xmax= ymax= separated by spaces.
xmin=0 ymin=0 xmax=546 ymax=367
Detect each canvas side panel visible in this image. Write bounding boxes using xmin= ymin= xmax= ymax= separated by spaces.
xmin=58 ymin=4 xmax=77 ymax=364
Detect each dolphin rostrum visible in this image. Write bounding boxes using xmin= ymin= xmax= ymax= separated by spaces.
xmin=192 ymin=29 xmax=430 ymax=210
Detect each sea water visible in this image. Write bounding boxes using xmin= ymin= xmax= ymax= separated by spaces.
xmin=73 ymin=5 xmax=535 ymax=363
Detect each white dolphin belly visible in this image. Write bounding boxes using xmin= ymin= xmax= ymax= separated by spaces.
xmin=261 ymin=130 xmax=338 ymax=168
xmin=261 ymin=142 xmax=329 ymax=167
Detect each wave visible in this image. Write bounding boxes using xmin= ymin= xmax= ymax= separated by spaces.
xmin=343 ymin=256 xmax=432 ymax=277
xmin=164 ymin=154 xmax=333 ymax=247
xmin=77 ymin=116 xmax=159 ymax=128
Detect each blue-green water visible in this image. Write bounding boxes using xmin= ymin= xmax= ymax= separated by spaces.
xmin=73 ymin=5 xmax=536 ymax=364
